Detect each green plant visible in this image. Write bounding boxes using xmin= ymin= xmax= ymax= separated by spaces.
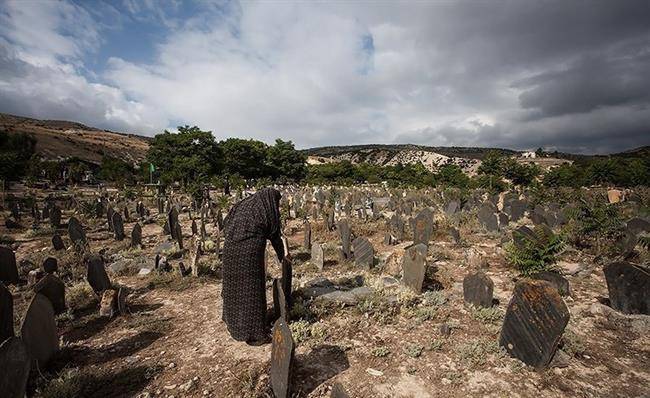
xmin=404 ymin=343 xmax=424 ymax=358
xmin=471 ymin=306 xmax=504 ymax=324
xmin=506 ymin=226 xmax=565 ymax=276
xmin=565 ymin=198 xmax=625 ymax=254
xmin=456 ymin=339 xmax=500 ymax=367
xmin=290 ymin=320 xmax=312 ymax=344
xmin=372 ymin=346 xmax=391 ymax=357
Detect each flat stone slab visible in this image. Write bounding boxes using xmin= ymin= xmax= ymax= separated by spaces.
xmin=604 ymin=262 xmax=650 ymax=315
xmin=313 ymin=287 xmax=373 ymax=306
xmin=402 ymin=243 xmax=427 ymax=294
xmin=0 ymin=337 xmax=30 ymax=398
xmin=270 ymin=318 xmax=294 ymax=398
xmin=20 ymin=293 xmax=59 ymax=367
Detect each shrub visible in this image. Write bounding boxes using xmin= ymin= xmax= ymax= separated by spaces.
xmin=505 ymin=226 xmax=565 ymax=276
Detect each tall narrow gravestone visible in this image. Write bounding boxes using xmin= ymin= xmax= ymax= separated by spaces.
xmin=270 ymin=318 xmax=295 ymax=398
xmin=402 ymin=243 xmax=427 ymax=294
xmin=1 ymin=281 xmax=14 ymax=342
xmin=86 ymin=255 xmax=112 ymax=295
xmin=20 ymin=293 xmax=59 ymax=367
xmin=352 ymin=237 xmax=374 ymax=269
xmin=112 ymin=212 xmax=125 ymax=241
xmin=412 ymin=209 xmax=434 ymax=246
xmin=52 ymin=233 xmax=65 ymax=251
xmin=131 ymin=223 xmax=142 ymax=248
xmin=68 ymin=217 xmax=88 ymax=250
xmin=0 ymin=246 xmax=19 ymax=285
xmin=303 ymin=222 xmax=312 ymax=250
xmin=33 ymin=274 xmax=66 ymax=315
xmin=0 ymin=337 xmax=30 ymax=398
xmin=311 ymin=243 xmax=324 ymax=271
xmin=273 ymin=279 xmax=288 ymax=321
xmin=603 ymin=262 xmax=649 ymax=315
xmin=499 ymin=280 xmax=569 ymax=368
xmin=463 ymin=271 xmax=494 ymax=308
xmin=337 ymin=220 xmax=352 ymax=260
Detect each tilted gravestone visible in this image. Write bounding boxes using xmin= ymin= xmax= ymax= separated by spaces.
xmin=281 ymin=256 xmax=292 ymax=311
xmin=52 ymin=234 xmax=65 ymax=251
xmin=168 ymin=207 xmax=179 ymax=239
xmin=352 ymin=237 xmax=374 ymax=269
xmin=67 ymin=216 xmax=88 ymax=250
xmin=100 ymin=289 xmax=118 ymax=318
xmin=478 ymin=204 xmax=498 ymax=232
xmin=273 ymin=279 xmax=288 ymax=321
xmin=106 ymin=207 xmax=115 ymax=232
xmin=1 ymin=282 xmax=14 ymax=342
xmin=603 ymin=262 xmax=649 ymax=315
xmin=0 ymin=246 xmax=19 ymax=285
xmin=49 ymin=206 xmax=61 ymax=229
xmin=311 ymin=243 xmax=324 ymax=271
xmin=20 ymin=293 xmax=59 ymax=367
xmin=86 ymin=255 xmax=112 ymax=295
xmin=270 ymin=317 xmax=295 ymax=398
xmin=330 ymin=382 xmax=350 ymax=398
xmin=627 ymin=218 xmax=650 ymax=236
xmin=112 ymin=212 xmax=125 ymax=241
xmin=412 ymin=209 xmax=434 ymax=246
xmin=509 ymin=199 xmax=526 ymax=222
xmin=0 ymin=337 xmax=30 ymax=398
xmin=337 ymin=220 xmax=352 ymax=260
xmin=33 ymin=274 xmax=66 ymax=315
xmin=533 ymin=271 xmax=570 ymax=297
xmin=303 ymin=222 xmax=312 ymax=250
xmin=463 ymin=271 xmax=494 ymax=308
xmin=131 ymin=223 xmax=142 ymax=248
xmin=42 ymin=257 xmax=58 ymax=273
xmin=174 ymin=222 xmax=184 ymax=250
xmin=499 ymin=280 xmax=569 ymax=368
xmin=402 ymin=243 xmax=427 ymax=294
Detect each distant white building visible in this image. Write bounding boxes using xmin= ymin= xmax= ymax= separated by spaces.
xmin=521 ymin=151 xmax=536 ymax=159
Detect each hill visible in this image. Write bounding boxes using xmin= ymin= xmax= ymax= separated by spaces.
xmin=0 ymin=113 xmax=150 ymax=165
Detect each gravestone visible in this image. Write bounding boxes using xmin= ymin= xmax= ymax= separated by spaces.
xmin=449 ymin=227 xmax=461 ymax=245
xmin=499 ymin=280 xmax=569 ymax=368
xmin=513 ymin=226 xmax=537 ymax=250
xmin=497 ymin=212 xmax=509 ymax=229
xmin=401 ymin=243 xmax=427 ymax=293
xmin=412 ymin=209 xmax=434 ymax=246
xmin=174 ymin=222 xmax=183 ymax=250
xmin=0 ymin=246 xmax=19 ymax=285
xmin=42 ymin=257 xmax=58 ymax=273
xmin=33 ymin=274 xmax=66 ymax=315
xmin=533 ymin=271 xmax=570 ymax=297
xmin=478 ymin=205 xmax=498 ymax=232
xmin=49 ymin=206 xmax=61 ymax=229
xmin=86 ymin=255 xmax=112 ymax=294
xmin=42 ymin=204 xmax=50 ymax=220
xmin=95 ymin=201 xmax=103 ymax=218
xmin=0 ymin=337 xmax=30 ymax=398
xmin=191 ymin=220 xmax=198 ymax=236
xmin=337 ymin=220 xmax=352 ymax=260
xmin=270 ymin=318 xmax=295 ymax=398
xmin=123 ymin=205 xmax=130 ymax=222
xmin=112 ymin=212 xmax=125 ymax=241
xmin=168 ymin=207 xmax=179 ymax=239
xmin=1 ymin=282 xmax=13 ymax=341
xmin=509 ymin=199 xmax=526 ymax=222
xmin=281 ymin=257 xmax=292 ymax=310
xmin=352 ymin=237 xmax=374 ymax=269
xmin=463 ymin=271 xmax=494 ymax=308
xmin=131 ymin=223 xmax=142 ymax=248
xmin=20 ymin=293 xmax=59 ymax=367
xmin=303 ymin=222 xmax=311 ymax=250
xmin=107 ymin=207 xmax=115 ymax=232
xmin=531 ymin=206 xmax=547 ymax=225
xmin=627 ymin=218 xmax=650 ymax=236
xmin=311 ymin=243 xmax=324 ymax=271
xmin=100 ymin=289 xmax=118 ymax=318
xmin=273 ymin=279 xmax=288 ymax=321
xmin=67 ymin=217 xmax=87 ymax=249
xmin=603 ymin=262 xmax=649 ymax=315
xmin=117 ymin=286 xmax=129 ymax=315
xmin=52 ymin=234 xmax=65 ymax=251
xmin=330 ymin=383 xmax=350 ymax=398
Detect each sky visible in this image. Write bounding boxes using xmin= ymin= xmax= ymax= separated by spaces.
xmin=1 ymin=0 xmax=649 ymax=154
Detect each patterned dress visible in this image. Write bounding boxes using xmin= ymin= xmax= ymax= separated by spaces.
xmin=221 ymin=188 xmax=285 ymax=342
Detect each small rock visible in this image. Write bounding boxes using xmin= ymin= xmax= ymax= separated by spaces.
xmin=168 ymin=362 xmax=176 ymax=368
xmin=366 ymin=368 xmax=383 ymax=377
xmin=180 ymin=379 xmax=196 ymax=392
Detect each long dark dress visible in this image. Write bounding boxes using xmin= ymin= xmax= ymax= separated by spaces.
xmin=221 ymin=188 xmax=284 ymax=342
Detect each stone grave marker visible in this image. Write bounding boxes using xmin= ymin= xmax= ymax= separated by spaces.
xmin=603 ymin=262 xmax=649 ymax=315
xmin=444 ymin=200 xmax=459 ymax=216
xmin=352 ymin=237 xmax=374 ymax=269
xmin=33 ymin=274 xmax=66 ymax=315
xmin=499 ymin=280 xmax=569 ymax=368
xmin=0 ymin=246 xmax=19 ymax=285
xmin=191 ymin=219 xmax=198 ymax=236
xmin=533 ymin=271 xmax=570 ymax=297
xmin=107 ymin=207 xmax=115 ymax=232
xmin=49 ymin=206 xmax=61 ymax=229
xmin=412 ymin=209 xmax=434 ymax=246
xmin=100 ymin=289 xmax=118 ymax=318
xmin=131 ymin=223 xmax=142 ymax=248
xmin=94 ymin=201 xmax=103 ymax=218
xmin=42 ymin=257 xmax=58 ymax=273
xmin=270 ymin=317 xmax=295 ymax=398
xmin=123 ymin=205 xmax=130 ymax=222
xmin=168 ymin=207 xmax=179 ymax=239
xmin=273 ymin=279 xmax=288 ymax=321
xmin=627 ymin=217 xmax=650 ymax=236
xmin=112 ymin=212 xmax=125 ymax=241
xmin=478 ymin=204 xmax=498 ymax=232
xmin=52 ymin=234 xmax=65 ymax=251
xmin=311 ymin=243 xmax=324 ymax=271
xmin=174 ymin=222 xmax=184 ymax=250
xmin=20 ymin=293 xmax=59 ymax=367
xmin=449 ymin=227 xmax=461 ymax=245
xmin=303 ymin=222 xmax=311 ymax=250
xmin=330 ymin=382 xmax=350 ymax=398
xmin=402 ymin=243 xmax=427 ymax=294
xmin=86 ymin=255 xmax=112 ymax=295
xmin=67 ymin=217 xmax=88 ymax=250
xmin=0 ymin=337 xmax=30 ymax=398
xmin=463 ymin=271 xmax=494 ymax=308
xmin=337 ymin=220 xmax=352 ymax=260
xmin=1 ymin=281 xmax=13 ymax=342
xmin=117 ymin=286 xmax=129 ymax=315
xmin=281 ymin=257 xmax=292 ymax=310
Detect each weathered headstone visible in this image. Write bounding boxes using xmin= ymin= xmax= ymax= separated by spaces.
xmin=352 ymin=237 xmax=374 ymax=269
xmin=0 ymin=282 xmax=13 ymax=342
xmin=270 ymin=318 xmax=295 ymax=398
xmin=603 ymin=262 xmax=649 ymax=315
xmin=191 ymin=219 xmax=198 ymax=236
xmin=20 ymin=293 xmax=59 ymax=366
xmin=273 ymin=278 xmax=288 ymax=321
xmin=67 ymin=216 xmax=88 ymax=249
xmin=168 ymin=207 xmax=179 ymax=239
xmin=49 ymin=206 xmax=61 ymax=229
xmin=107 ymin=207 xmax=115 ymax=232
xmin=131 ymin=223 xmax=142 ymax=248
xmin=463 ymin=271 xmax=494 ymax=308
xmin=303 ymin=222 xmax=312 ymax=250
xmin=337 ymin=220 xmax=352 ymax=260
xmin=33 ymin=274 xmax=66 ymax=315
xmin=0 ymin=337 xmax=30 ymax=398
xmin=174 ymin=222 xmax=184 ymax=250
xmin=401 ymin=243 xmax=427 ymax=293
xmin=533 ymin=271 xmax=570 ymax=297
xmin=499 ymin=280 xmax=569 ymax=368
xmin=330 ymin=382 xmax=350 ymax=398
xmin=51 ymin=234 xmax=65 ymax=251
xmin=0 ymin=246 xmax=19 ymax=285
xmin=311 ymin=243 xmax=324 ymax=271
xmin=99 ymin=289 xmax=118 ymax=318
xmin=281 ymin=257 xmax=292 ymax=310
xmin=627 ymin=217 xmax=650 ymax=236
xmin=449 ymin=227 xmax=461 ymax=245
xmin=478 ymin=204 xmax=498 ymax=232
xmin=412 ymin=209 xmax=434 ymax=246
xmin=42 ymin=257 xmax=58 ymax=273
xmin=117 ymin=286 xmax=129 ymax=315
xmin=86 ymin=255 xmax=111 ymax=294
xmin=112 ymin=212 xmax=125 ymax=241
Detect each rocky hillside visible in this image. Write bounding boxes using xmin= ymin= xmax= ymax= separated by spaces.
xmin=0 ymin=113 xmax=150 ymax=165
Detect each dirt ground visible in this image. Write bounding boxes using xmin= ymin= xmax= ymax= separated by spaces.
xmin=3 ymin=190 xmax=650 ymax=398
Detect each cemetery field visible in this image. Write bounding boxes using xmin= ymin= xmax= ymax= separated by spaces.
xmin=1 ymin=185 xmax=649 ymax=398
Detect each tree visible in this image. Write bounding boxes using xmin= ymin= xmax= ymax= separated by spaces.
xmin=98 ymin=156 xmax=135 ymax=185
xmin=265 ymin=139 xmax=307 ymax=182
xmin=0 ymin=131 xmax=37 ymax=181
xmin=502 ymin=158 xmax=539 ymax=186
xmin=219 ymin=138 xmax=268 ymax=180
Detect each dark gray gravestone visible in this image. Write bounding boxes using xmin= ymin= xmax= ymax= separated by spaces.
xmin=0 ymin=337 xmax=30 ymax=398
xmin=303 ymin=222 xmax=312 ymax=250
xmin=478 ymin=205 xmax=498 ymax=232
xmin=449 ymin=227 xmax=461 ymax=245
xmin=117 ymin=286 xmax=129 ymax=315
xmin=509 ymin=199 xmax=526 ymax=222
xmin=311 ymin=243 xmax=324 ymax=271
xmin=86 ymin=255 xmax=111 ymax=294
xmin=1 ymin=282 xmax=13 ymax=342
xmin=337 ymin=220 xmax=352 ymax=260
xmin=627 ymin=218 xmax=650 ymax=236
xmin=497 ymin=212 xmax=509 ymax=229
xmin=463 ymin=271 xmax=494 ymax=308
xmin=33 ymin=274 xmax=66 ymax=315
xmin=174 ymin=222 xmax=184 ymax=250
xmin=20 ymin=293 xmax=59 ymax=367
xmin=499 ymin=280 xmax=569 ymax=368
xmin=49 ymin=206 xmax=61 ymax=229
xmin=42 ymin=257 xmax=58 ymax=273
xmin=107 ymin=207 xmax=115 ymax=232
xmin=95 ymin=201 xmax=103 ymax=218
xmin=444 ymin=200 xmax=459 ymax=216
xmin=123 ymin=205 xmax=130 ymax=222
xmin=281 ymin=257 xmax=292 ymax=311
xmin=112 ymin=212 xmax=125 ymax=241
xmin=273 ymin=278 xmax=288 ymax=321
xmin=412 ymin=209 xmax=434 ymax=246
xmin=0 ymin=246 xmax=19 ymax=285
xmin=42 ymin=204 xmax=50 ymax=220
xmin=191 ymin=219 xmax=198 ymax=236
xmin=52 ymin=234 xmax=65 ymax=251
xmin=270 ymin=317 xmax=294 ymax=398
xmin=512 ymin=226 xmax=536 ymax=250
xmin=131 ymin=223 xmax=142 ymax=248
xmin=352 ymin=237 xmax=374 ymax=269
xmin=402 ymin=243 xmax=427 ymax=294
xmin=533 ymin=271 xmax=570 ymax=297
xmin=330 ymin=382 xmax=350 ymax=398
xmin=168 ymin=207 xmax=179 ymax=239
xmin=67 ymin=217 xmax=87 ymax=249
xmin=603 ymin=262 xmax=650 ymax=315
xmin=531 ymin=206 xmax=547 ymax=226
